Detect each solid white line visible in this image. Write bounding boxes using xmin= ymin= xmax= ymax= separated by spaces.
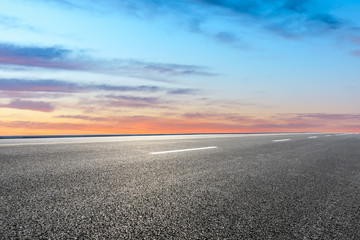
xmin=150 ymin=146 xmax=218 ymax=155
xmin=272 ymin=139 xmax=291 ymax=142
xmin=308 ymin=136 xmax=318 ymax=139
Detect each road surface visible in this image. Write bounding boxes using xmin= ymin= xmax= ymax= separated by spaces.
xmin=1 ymin=133 xmax=360 ymax=239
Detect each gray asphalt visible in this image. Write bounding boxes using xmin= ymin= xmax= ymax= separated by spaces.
xmin=1 ymin=133 xmax=360 ymax=239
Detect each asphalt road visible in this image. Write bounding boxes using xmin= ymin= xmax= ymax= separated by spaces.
xmin=1 ymin=133 xmax=360 ymax=239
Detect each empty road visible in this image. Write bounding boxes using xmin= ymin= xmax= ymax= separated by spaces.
xmin=1 ymin=133 xmax=360 ymax=239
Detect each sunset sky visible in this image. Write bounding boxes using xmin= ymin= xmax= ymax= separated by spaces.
xmin=0 ymin=0 xmax=359 ymax=135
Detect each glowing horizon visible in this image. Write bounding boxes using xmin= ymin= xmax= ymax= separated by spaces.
xmin=0 ymin=0 xmax=359 ymax=135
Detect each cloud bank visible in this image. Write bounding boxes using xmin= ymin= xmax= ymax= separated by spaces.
xmin=0 ymin=78 xmax=198 ymax=95
xmin=0 ymin=43 xmax=216 ymax=79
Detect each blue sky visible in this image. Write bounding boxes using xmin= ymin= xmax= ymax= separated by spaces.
xmin=0 ymin=0 xmax=359 ymax=135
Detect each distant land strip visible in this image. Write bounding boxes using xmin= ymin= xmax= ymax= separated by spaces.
xmin=0 ymin=132 xmax=314 ymax=139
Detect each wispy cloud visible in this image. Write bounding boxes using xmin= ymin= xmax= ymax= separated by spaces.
xmin=181 ymin=111 xmax=360 ymax=132
xmin=166 ymin=88 xmax=198 ymax=95
xmin=0 ymin=14 xmax=22 ymax=28
xmin=74 ymin=1 xmax=355 ymax=37
xmin=196 ymin=0 xmax=347 ymax=37
xmin=26 ymin=0 xmax=360 ymax=55
xmin=0 ymin=120 xmax=103 ymax=131
xmin=0 ymin=43 xmax=71 ymax=59
xmin=56 ymin=115 xmax=107 ymax=121
xmin=29 ymin=0 xmax=352 ymax=45
xmin=44 ymin=0 xmax=80 ymax=9
xmin=214 ymin=31 xmax=239 ymax=44
xmin=0 ymin=43 xmax=80 ymax=70
xmin=0 ymin=79 xmax=80 ymax=92
xmin=101 ymin=95 xmax=169 ymax=109
xmin=295 ymin=113 xmax=360 ymax=121
xmin=251 ymin=122 xmax=321 ymax=129
xmin=0 ymin=99 xmax=55 ymax=112
xmin=0 ymin=90 xmax=66 ymax=99
xmin=183 ymin=112 xmax=251 ymax=122
xmin=0 ymin=78 xmax=199 ymax=95
xmin=0 ymin=43 xmax=215 ymax=79
xmin=0 ymin=78 xmax=201 ymax=112
xmin=0 ymin=14 xmax=36 ymax=31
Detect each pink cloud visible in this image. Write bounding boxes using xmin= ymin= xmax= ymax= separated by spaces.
xmin=0 ymin=99 xmax=55 ymax=112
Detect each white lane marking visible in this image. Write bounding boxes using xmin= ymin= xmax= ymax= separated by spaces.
xmin=272 ymin=139 xmax=291 ymax=142
xmin=308 ymin=136 xmax=318 ymax=139
xmin=150 ymin=146 xmax=218 ymax=155
xmin=325 ymin=135 xmax=332 ymax=137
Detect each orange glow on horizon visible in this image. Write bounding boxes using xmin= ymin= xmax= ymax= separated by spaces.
xmin=1 ymin=119 xmax=358 ymax=136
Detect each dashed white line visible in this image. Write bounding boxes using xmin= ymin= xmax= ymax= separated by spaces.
xmin=272 ymin=139 xmax=291 ymax=142
xmin=308 ymin=136 xmax=318 ymax=139
xmin=150 ymin=146 xmax=218 ymax=155
xmin=325 ymin=135 xmax=332 ymax=137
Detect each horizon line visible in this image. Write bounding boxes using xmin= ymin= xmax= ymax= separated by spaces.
xmin=0 ymin=132 xmax=341 ymax=139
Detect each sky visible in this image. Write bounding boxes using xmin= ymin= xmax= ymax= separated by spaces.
xmin=0 ymin=0 xmax=359 ymax=135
